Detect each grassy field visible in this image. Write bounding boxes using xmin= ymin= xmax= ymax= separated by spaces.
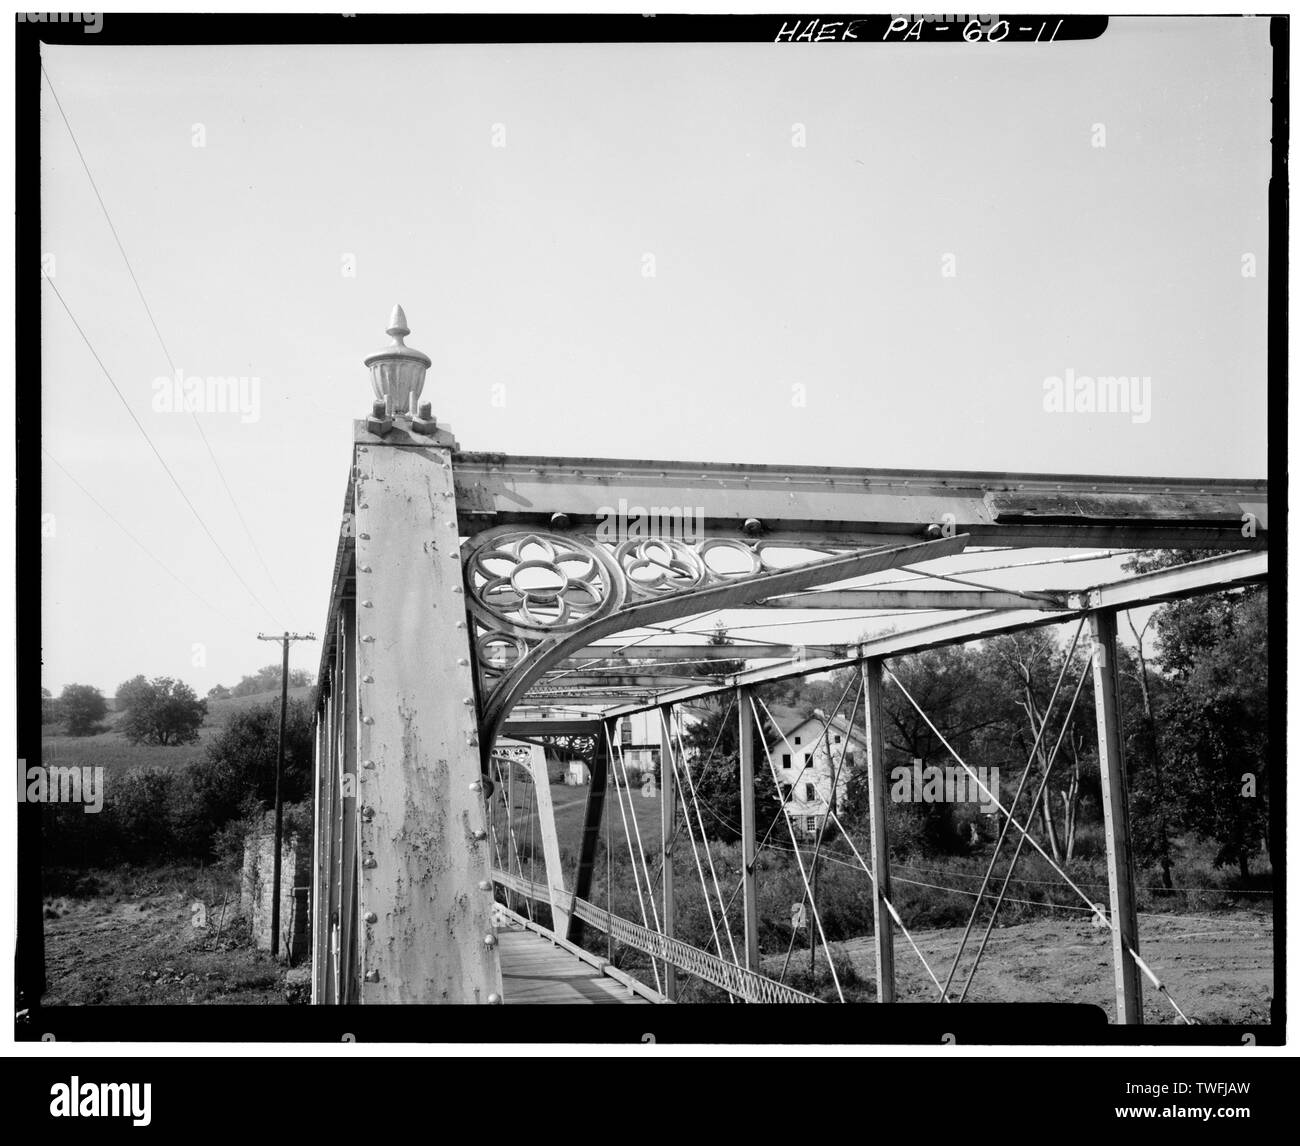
xmin=516 ymin=778 xmax=664 ymax=862
xmin=41 ymin=686 xmax=314 ymax=772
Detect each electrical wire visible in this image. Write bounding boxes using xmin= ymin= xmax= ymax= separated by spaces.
xmin=42 ymin=447 xmax=244 ymax=630
xmin=42 ymin=60 xmax=291 ymax=622
xmin=42 ymin=274 xmax=282 ymax=627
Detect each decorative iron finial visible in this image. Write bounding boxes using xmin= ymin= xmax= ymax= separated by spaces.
xmin=364 ymin=303 xmax=431 ymax=420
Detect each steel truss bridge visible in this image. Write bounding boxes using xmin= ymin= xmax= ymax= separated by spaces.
xmin=311 ymin=309 xmax=1268 ymax=1018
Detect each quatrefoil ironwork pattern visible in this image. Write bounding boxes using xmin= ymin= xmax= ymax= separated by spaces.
xmin=464 ymin=531 xmax=622 ymax=637
xmin=462 ymin=528 xmax=857 ymax=705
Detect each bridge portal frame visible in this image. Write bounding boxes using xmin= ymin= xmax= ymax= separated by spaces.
xmin=311 ymin=336 xmax=1268 ymax=1014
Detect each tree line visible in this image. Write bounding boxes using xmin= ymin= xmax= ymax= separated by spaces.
xmin=42 ymin=662 xmax=314 ymax=743
xmin=42 ymin=698 xmax=315 ymax=869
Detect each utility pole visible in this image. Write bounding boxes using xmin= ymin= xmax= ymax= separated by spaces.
xmin=257 ymin=631 xmax=316 ymax=959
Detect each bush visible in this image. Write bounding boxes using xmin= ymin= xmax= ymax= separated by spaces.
xmin=186 ymin=698 xmax=314 ymax=856
xmin=104 ymin=768 xmax=181 ymax=862
xmin=211 ymin=800 xmax=314 ymax=870
xmin=784 ymin=947 xmax=867 ymax=1002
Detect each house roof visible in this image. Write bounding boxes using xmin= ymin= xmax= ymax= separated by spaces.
xmin=765 ymin=703 xmax=868 ymax=747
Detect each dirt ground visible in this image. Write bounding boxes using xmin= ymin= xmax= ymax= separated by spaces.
xmin=839 ymin=909 xmax=1273 ymax=1024
xmin=41 ymin=889 xmax=299 ymax=1006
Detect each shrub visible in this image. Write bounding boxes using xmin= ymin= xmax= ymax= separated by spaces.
xmin=104 ymin=768 xmax=181 ymax=863
xmin=187 ymin=698 xmax=314 ymax=853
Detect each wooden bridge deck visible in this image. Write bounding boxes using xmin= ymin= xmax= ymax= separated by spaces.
xmin=496 ymin=927 xmax=652 ymax=1005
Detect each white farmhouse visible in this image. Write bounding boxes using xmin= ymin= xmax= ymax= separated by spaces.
xmin=764 ymin=704 xmax=869 ymax=838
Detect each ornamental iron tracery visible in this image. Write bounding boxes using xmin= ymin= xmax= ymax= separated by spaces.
xmin=462 ymin=526 xmax=864 ymax=735
xmin=465 ymin=532 xmax=622 ymax=637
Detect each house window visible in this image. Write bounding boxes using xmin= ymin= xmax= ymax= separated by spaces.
xmin=620 ymin=721 xmax=632 ymax=745
xmin=805 ymin=782 xmax=816 ymax=801
xmin=794 ymin=735 xmax=802 ymax=745
xmin=833 ymin=734 xmax=842 ymax=743
xmin=805 ymin=816 xmax=819 ymax=834
xmin=781 ymin=753 xmax=792 ymax=769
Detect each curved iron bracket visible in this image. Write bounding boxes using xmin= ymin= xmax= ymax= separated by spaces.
xmin=462 ymin=527 xmax=970 ymax=756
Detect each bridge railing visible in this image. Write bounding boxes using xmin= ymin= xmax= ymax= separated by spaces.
xmin=491 ymin=869 xmax=820 ymax=1004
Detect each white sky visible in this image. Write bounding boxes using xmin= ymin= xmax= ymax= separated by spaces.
xmin=39 ymin=17 xmax=1271 ymax=695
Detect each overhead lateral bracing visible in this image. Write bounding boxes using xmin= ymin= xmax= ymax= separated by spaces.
xmin=599 ymin=550 xmax=1267 ymax=719
xmin=760 ymin=589 xmax=1067 ymax=611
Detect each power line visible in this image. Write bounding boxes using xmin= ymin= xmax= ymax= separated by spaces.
xmin=41 ymin=59 xmax=291 ymax=619
xmin=42 ymin=272 xmax=282 ymax=628
xmin=43 ymin=447 xmax=244 ymax=630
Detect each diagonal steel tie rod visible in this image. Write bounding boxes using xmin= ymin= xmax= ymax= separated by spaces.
xmin=938 ymin=617 xmax=1087 ymax=1001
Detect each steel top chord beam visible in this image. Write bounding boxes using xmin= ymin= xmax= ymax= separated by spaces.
xmin=451 ymin=453 xmax=1267 ymax=551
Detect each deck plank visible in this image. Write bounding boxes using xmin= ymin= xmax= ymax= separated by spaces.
xmin=496 ymin=929 xmax=649 ymax=1004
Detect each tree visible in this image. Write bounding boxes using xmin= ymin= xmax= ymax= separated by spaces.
xmin=680 ymin=697 xmax=785 ymax=844
xmin=698 ymin=622 xmax=747 ymax=680
xmin=227 ymin=663 xmax=314 ymax=698
xmin=187 ymin=699 xmax=315 ymax=839
xmin=41 ymin=687 xmax=60 ymax=725
xmin=1154 ymin=584 xmax=1269 ymax=879
xmin=1121 ymin=608 xmax=1176 ymax=888
xmin=118 ymin=676 xmax=207 ymax=746
xmin=1118 ymin=550 xmax=1270 ymax=881
xmin=984 ymin=629 xmax=1099 ymax=865
xmin=877 ymin=644 xmax=1012 ymax=855
xmin=115 ymin=673 xmax=151 ymax=710
xmin=60 ymin=683 xmax=107 ymax=736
